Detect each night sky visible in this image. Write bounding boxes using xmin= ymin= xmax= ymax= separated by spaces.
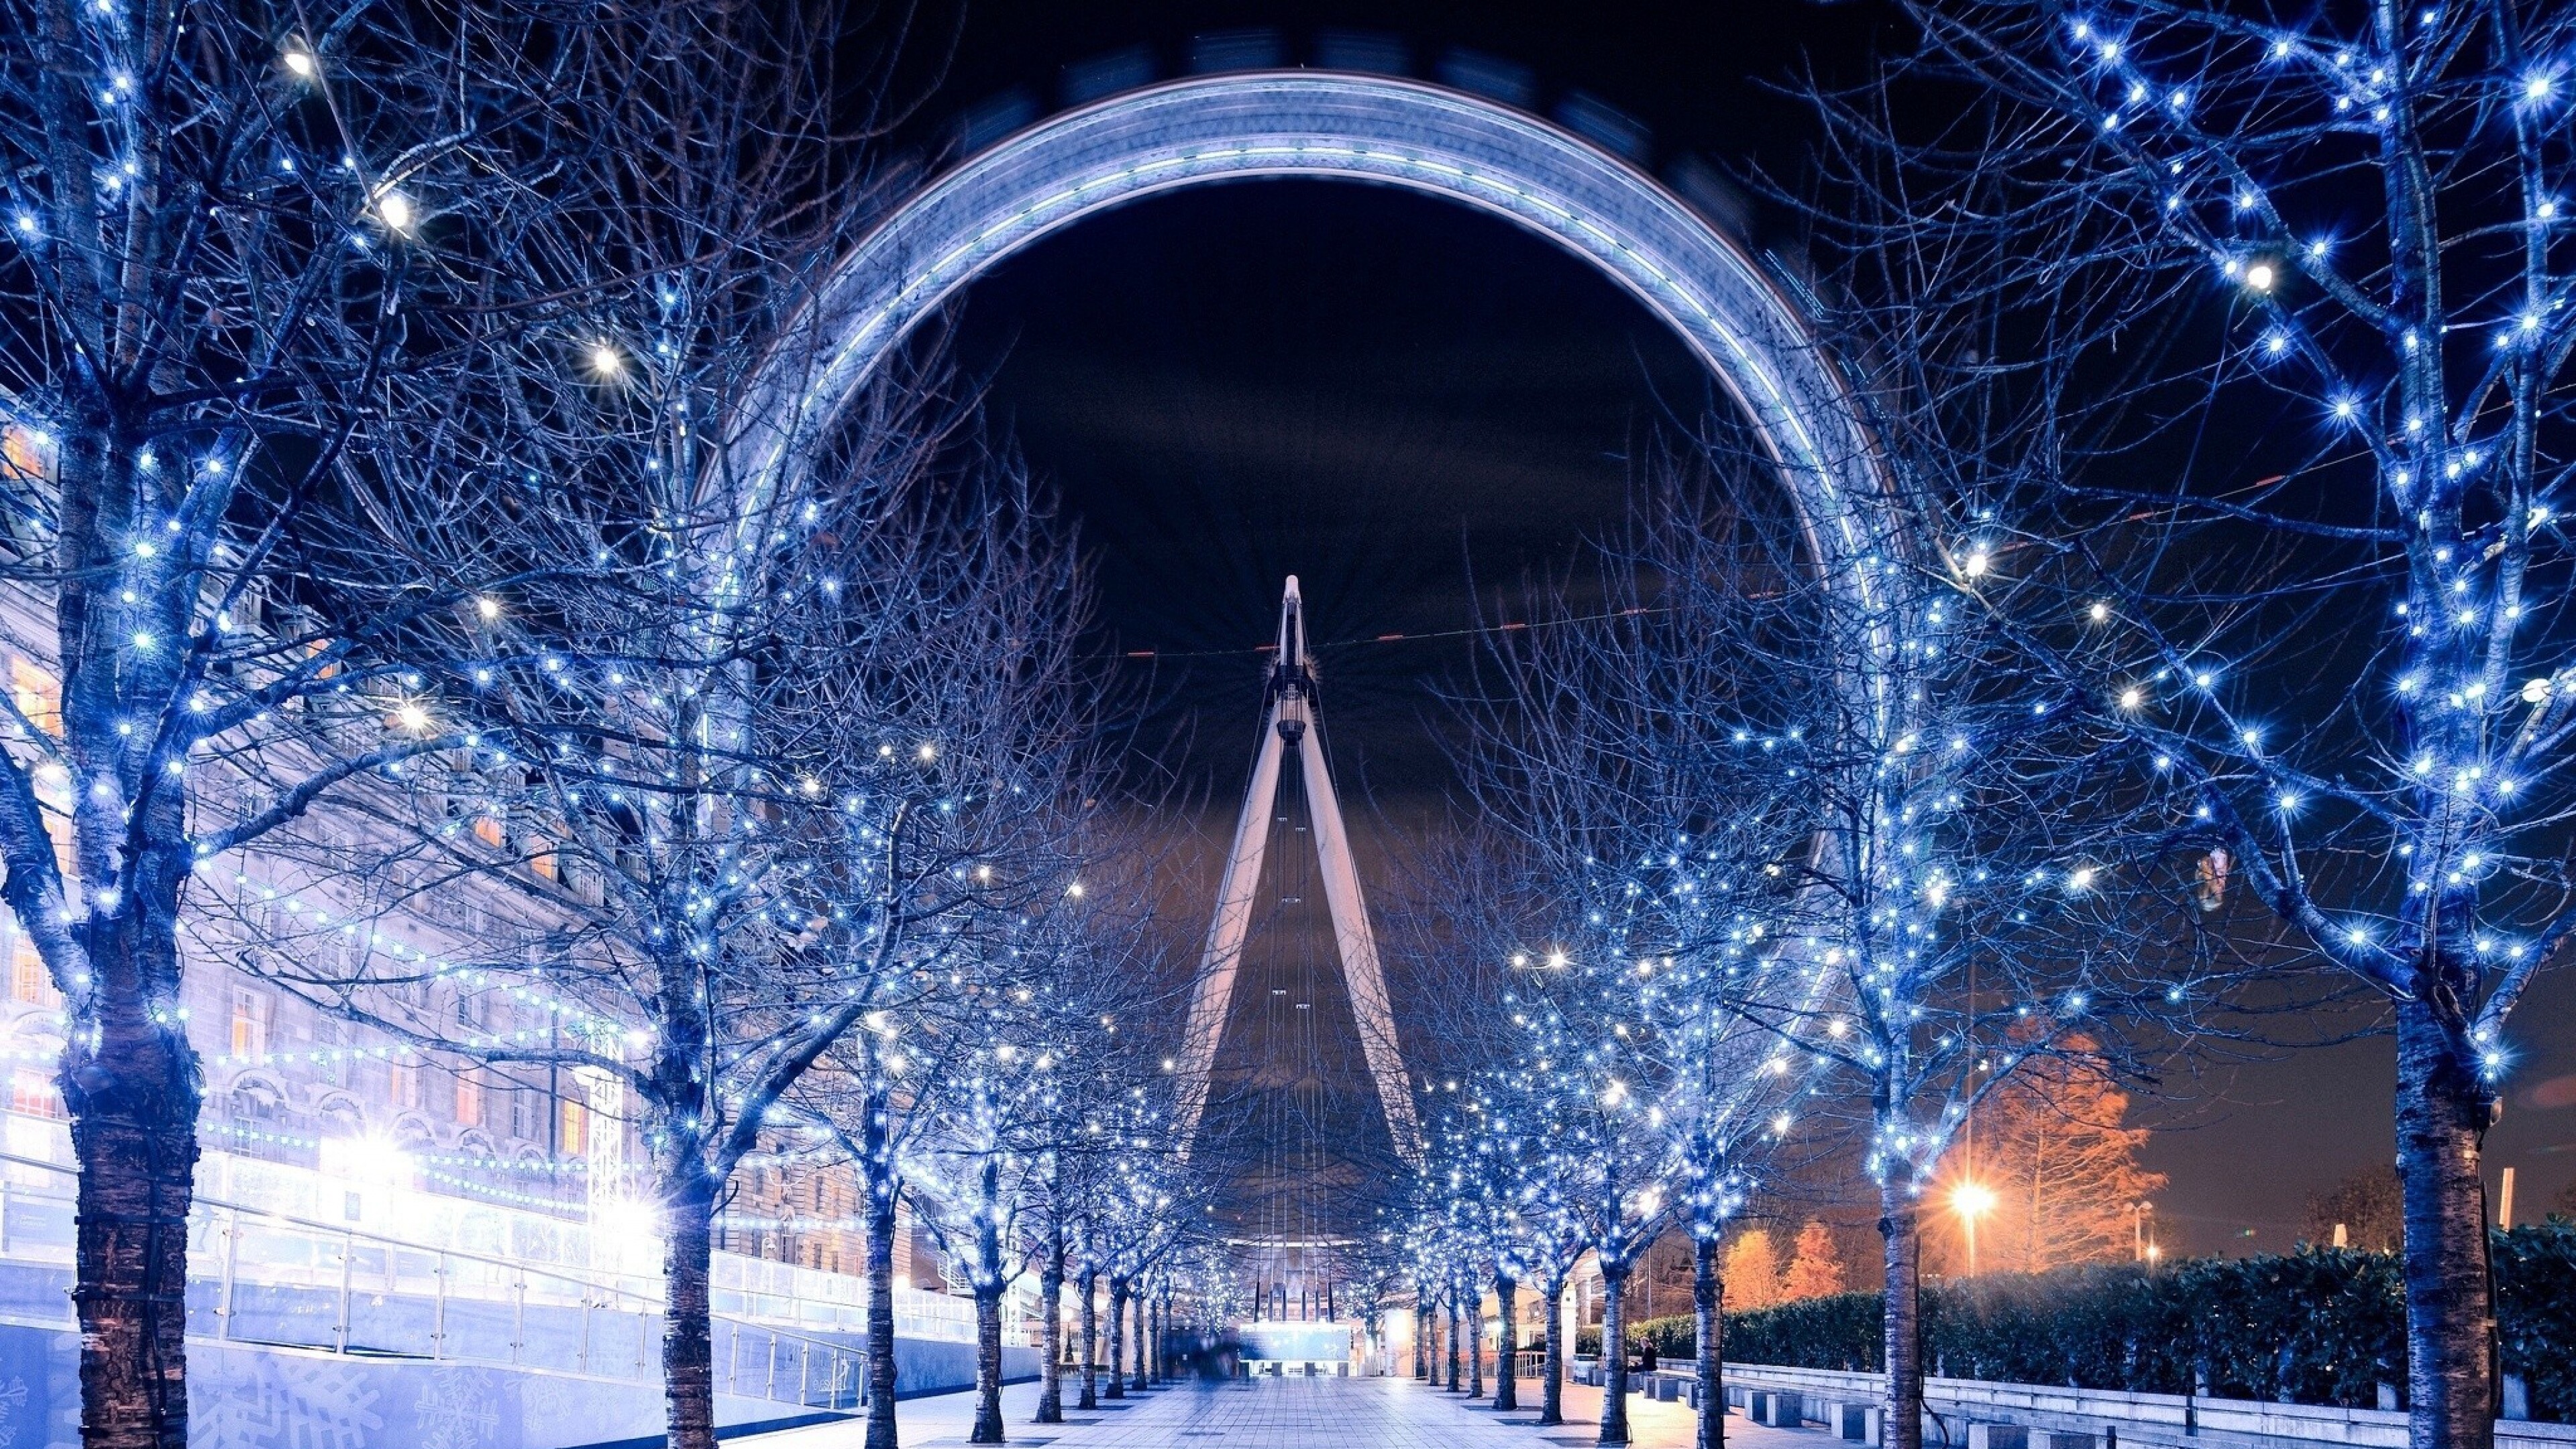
xmin=899 ymin=0 xmax=2576 ymax=1254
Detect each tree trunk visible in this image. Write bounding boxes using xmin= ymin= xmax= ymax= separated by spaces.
xmin=972 ymin=1285 xmax=1006 ymax=1444
xmin=1078 ymin=1270 xmax=1099 ymax=1410
xmin=1106 ymin=1279 xmax=1128 ymax=1399
xmin=1541 ymin=1277 xmax=1566 ymax=1426
xmin=1415 ymin=1303 xmax=1430 ymax=1379
xmin=66 ymin=1073 xmax=199 ymax=1449
xmin=971 ymin=1158 xmax=1007 ymax=1444
xmin=1470 ymin=1279 xmax=1486 ymax=1398
xmin=1601 ymin=1259 xmax=1633 ymax=1446
xmin=1447 ymin=1295 xmax=1462 ymax=1390
xmin=1881 ymin=1183 xmax=1923 ymax=1449
xmin=2395 ymin=999 xmax=2498 ymax=1449
xmin=1496 ymin=1275 xmax=1520 ymax=1411
xmin=661 ymin=1174 xmax=721 ymax=1449
xmin=1131 ymin=1286 xmax=1149 ymax=1390
xmin=864 ymin=1130 xmax=902 ymax=1449
xmin=1695 ymin=1235 xmax=1724 ymax=1449
xmin=1036 ymin=1241 xmax=1065 ymax=1424
xmin=1444 ymin=1299 xmax=1458 ymax=1382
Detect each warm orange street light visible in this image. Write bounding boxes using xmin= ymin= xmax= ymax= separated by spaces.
xmin=1951 ymin=1181 xmax=1997 ymax=1276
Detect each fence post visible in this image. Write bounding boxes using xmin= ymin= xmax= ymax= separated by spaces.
xmin=217 ymin=1208 xmax=240 ymax=1342
xmin=513 ymin=1266 xmax=527 ymax=1365
xmin=334 ymin=1229 xmax=354 ymax=1353
xmin=580 ymin=1287 xmax=592 ymax=1376
xmin=767 ymin=1331 xmax=780 ymax=1401
xmin=433 ymin=1252 xmax=447 ymax=1358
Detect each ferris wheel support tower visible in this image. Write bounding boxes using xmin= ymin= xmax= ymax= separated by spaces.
xmin=1171 ymin=578 xmax=1422 ymax=1165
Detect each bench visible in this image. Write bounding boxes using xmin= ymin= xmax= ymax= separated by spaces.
xmin=1970 ymin=1424 xmax=2103 ymax=1449
xmin=1754 ymin=1390 xmax=1808 ymax=1428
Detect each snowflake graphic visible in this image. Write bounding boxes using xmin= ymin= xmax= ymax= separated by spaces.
xmin=0 ymin=1373 xmax=30 ymax=1448
xmin=191 ymin=1352 xmax=385 ymax=1449
xmin=413 ymin=1368 xmax=502 ymax=1449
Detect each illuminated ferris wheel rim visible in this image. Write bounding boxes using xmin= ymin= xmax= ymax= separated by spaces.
xmin=739 ymin=68 xmax=1907 ymax=610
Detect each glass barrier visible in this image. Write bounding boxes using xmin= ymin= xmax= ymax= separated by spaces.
xmin=0 ymin=1134 xmax=924 ymax=1407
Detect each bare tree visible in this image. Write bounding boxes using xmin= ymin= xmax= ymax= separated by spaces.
xmin=251 ymin=418 xmax=1093 ymax=1449
xmin=1422 ymin=502 xmax=1820 ymax=1446
xmin=1008 ymin=911 xmax=1183 ymax=1426
xmin=898 ymin=846 xmax=1180 ymax=1444
xmin=0 ymin=1 xmax=647 ymax=1439
xmin=1789 ymin=8 xmax=2576 ymax=1446
xmin=6 ymin=0 xmax=935 ymax=1442
xmin=1438 ymin=411 xmax=2227 ymax=1449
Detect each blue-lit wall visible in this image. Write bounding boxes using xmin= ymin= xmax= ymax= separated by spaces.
xmin=0 ymin=1318 xmax=1034 ymax=1448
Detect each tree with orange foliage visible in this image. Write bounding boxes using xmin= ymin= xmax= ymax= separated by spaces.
xmin=1721 ymin=1228 xmax=1784 ymax=1310
xmin=1939 ymin=1033 xmax=2164 ymax=1277
xmin=1780 ymin=1220 xmax=1847 ymax=1301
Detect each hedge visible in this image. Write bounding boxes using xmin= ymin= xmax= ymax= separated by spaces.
xmin=1599 ymin=1222 xmax=2576 ymax=1422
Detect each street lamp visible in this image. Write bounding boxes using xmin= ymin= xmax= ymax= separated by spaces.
xmin=1950 ymin=1181 xmax=1996 ymax=1277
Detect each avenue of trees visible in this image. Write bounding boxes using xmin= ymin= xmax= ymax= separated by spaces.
xmin=1383 ymin=8 xmax=2572 ymax=1449
xmin=0 ymin=1 xmax=1205 ymax=1448
xmin=3 ymin=3 xmax=2569 ymax=1449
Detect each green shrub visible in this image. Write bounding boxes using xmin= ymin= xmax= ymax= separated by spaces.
xmin=2496 ymin=1220 xmax=2576 ymax=1421
xmin=1729 ymin=1291 xmax=1883 ymax=1371
xmin=1634 ymin=1314 xmax=1696 ymax=1360
xmin=1611 ymin=1223 xmax=2573 ymax=1423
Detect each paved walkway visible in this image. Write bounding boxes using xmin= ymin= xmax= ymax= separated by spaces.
xmin=740 ymin=1373 xmax=1822 ymax=1449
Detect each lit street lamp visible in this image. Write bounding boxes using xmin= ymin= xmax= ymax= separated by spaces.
xmin=1950 ymin=1181 xmax=1996 ymax=1277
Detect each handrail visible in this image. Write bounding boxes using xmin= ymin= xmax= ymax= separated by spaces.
xmin=0 ymin=1146 xmax=614 ymax=1290
xmin=0 ymin=1144 xmax=873 ymax=1406
xmin=0 ymin=1108 xmax=982 ymax=1338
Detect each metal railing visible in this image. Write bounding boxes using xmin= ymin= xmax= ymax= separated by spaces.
xmin=0 ymin=1148 xmax=870 ymax=1410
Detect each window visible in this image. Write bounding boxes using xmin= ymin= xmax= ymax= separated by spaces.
xmin=9 ymin=1069 xmax=61 ymax=1120
xmin=453 ymin=1072 xmax=483 ymax=1128
xmin=227 ymin=1084 xmax=280 ymax=1126
xmin=388 ymin=1057 xmax=421 ymax=1110
xmin=526 ymin=833 xmax=557 ymax=882
xmin=228 ymin=987 xmax=272 ymax=1058
xmin=473 ymin=815 xmax=506 ymax=849
xmin=9 ymin=928 xmax=54 ymax=1007
xmin=0 ymin=424 xmax=51 ymax=487
xmin=9 ymin=659 xmax=60 ymax=740
xmin=557 ymin=1096 xmax=587 ymax=1157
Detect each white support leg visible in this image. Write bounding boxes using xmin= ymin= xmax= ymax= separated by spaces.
xmin=1295 ymin=718 xmax=1421 ymax=1161
xmin=1171 ymin=700 xmax=1288 ymax=1148
xmin=1171 ymin=577 xmax=1421 ymax=1165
